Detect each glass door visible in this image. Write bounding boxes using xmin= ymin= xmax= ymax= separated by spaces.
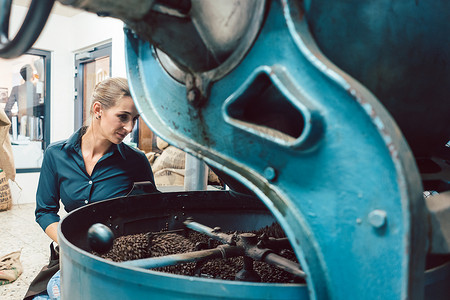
xmin=74 ymin=42 xmax=158 ymax=152
xmin=74 ymin=43 xmax=112 ymax=128
xmin=0 ymin=49 xmax=51 ymax=172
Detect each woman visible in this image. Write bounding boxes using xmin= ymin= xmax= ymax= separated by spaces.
xmin=24 ymin=77 xmax=155 ymax=300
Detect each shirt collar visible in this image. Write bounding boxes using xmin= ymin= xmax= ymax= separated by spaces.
xmin=116 ymin=143 xmax=127 ymax=160
xmin=61 ymin=127 xmax=84 ymax=151
xmin=61 ymin=127 xmax=127 ymax=160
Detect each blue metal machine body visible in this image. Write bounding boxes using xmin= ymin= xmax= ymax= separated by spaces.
xmin=3 ymin=0 xmax=447 ymax=298
xmin=53 ymin=0 xmax=450 ymax=299
xmin=123 ymin=0 xmax=429 ymax=299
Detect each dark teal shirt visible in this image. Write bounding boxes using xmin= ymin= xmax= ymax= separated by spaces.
xmin=35 ymin=128 xmax=155 ymax=231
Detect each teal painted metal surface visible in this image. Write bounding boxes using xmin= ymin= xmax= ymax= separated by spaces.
xmin=124 ymin=0 xmax=429 ymax=299
xmin=3 ymin=0 xmax=448 ymax=298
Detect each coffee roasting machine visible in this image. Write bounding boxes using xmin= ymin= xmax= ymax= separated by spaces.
xmin=1 ymin=0 xmax=449 ymax=299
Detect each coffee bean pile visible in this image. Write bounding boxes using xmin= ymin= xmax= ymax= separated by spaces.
xmin=151 ymin=233 xmax=196 ymax=256
xmin=98 ymin=232 xmax=152 ymax=262
xmin=94 ymin=223 xmax=303 ymax=284
xmin=151 ymin=233 xmax=197 ymax=275
xmin=253 ymin=223 xmax=286 ymax=239
xmin=253 ymin=250 xmax=302 ymax=283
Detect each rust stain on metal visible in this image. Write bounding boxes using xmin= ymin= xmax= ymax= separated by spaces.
xmin=298 ymin=0 xmax=305 ymax=20
xmin=347 ymin=86 xmax=399 ymax=160
xmin=188 ymin=105 xmax=214 ymax=147
xmin=171 ymin=121 xmax=179 ymax=130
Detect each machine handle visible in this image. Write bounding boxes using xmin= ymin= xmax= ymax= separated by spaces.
xmin=121 ymin=245 xmax=244 ymax=269
xmin=0 ymin=0 xmax=55 ymax=58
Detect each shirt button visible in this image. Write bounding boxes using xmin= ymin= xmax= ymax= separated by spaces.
xmin=84 ymin=200 xmax=88 ymax=204
xmin=88 ymin=180 xmax=93 ymax=185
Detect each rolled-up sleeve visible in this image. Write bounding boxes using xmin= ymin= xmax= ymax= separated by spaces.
xmin=35 ymin=146 xmax=60 ymax=231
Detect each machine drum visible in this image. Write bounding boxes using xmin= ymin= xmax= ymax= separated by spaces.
xmin=59 ymin=191 xmax=309 ymax=300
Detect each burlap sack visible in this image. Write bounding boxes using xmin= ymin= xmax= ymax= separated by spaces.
xmin=207 ymin=168 xmax=220 ymax=185
xmin=152 ymin=146 xmax=186 ymax=173
xmin=154 ymin=168 xmax=185 ymax=186
xmin=151 ymin=145 xmax=220 ymax=185
xmin=0 ymin=170 xmax=12 ymax=211
xmin=145 ymin=152 xmax=160 ymax=165
xmin=0 ymin=110 xmax=15 ymax=181
xmin=156 ymin=137 xmax=169 ymax=151
xmin=0 ymin=251 xmax=23 ymax=285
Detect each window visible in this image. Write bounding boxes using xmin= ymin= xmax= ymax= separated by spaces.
xmin=0 ymin=49 xmax=51 ymax=172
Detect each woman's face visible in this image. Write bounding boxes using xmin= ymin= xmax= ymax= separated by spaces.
xmin=99 ymin=96 xmax=139 ymax=144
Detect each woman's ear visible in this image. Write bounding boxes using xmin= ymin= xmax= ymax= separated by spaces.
xmin=92 ymin=102 xmax=102 ymax=116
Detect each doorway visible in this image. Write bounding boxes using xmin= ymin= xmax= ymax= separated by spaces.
xmin=73 ymin=42 xmax=158 ymax=152
xmin=74 ymin=43 xmax=112 ymax=129
xmin=0 ymin=48 xmax=51 ymax=172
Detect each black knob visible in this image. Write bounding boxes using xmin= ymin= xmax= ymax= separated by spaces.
xmin=87 ymin=223 xmax=114 ymax=254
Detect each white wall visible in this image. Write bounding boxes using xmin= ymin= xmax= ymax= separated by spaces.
xmin=9 ymin=5 xmax=126 ymax=205
xmin=70 ymin=13 xmax=127 ymax=78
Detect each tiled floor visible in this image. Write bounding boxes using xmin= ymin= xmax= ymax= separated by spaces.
xmin=0 ymin=204 xmax=52 ymax=300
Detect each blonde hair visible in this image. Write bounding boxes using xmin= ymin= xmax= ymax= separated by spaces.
xmin=89 ymin=77 xmax=131 ymax=116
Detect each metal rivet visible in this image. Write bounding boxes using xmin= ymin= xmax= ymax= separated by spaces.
xmin=264 ymin=167 xmax=277 ymax=182
xmin=368 ymin=210 xmax=387 ymax=228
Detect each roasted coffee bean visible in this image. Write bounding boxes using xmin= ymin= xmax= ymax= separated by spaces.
xmin=92 ymin=223 xmax=301 ymax=283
